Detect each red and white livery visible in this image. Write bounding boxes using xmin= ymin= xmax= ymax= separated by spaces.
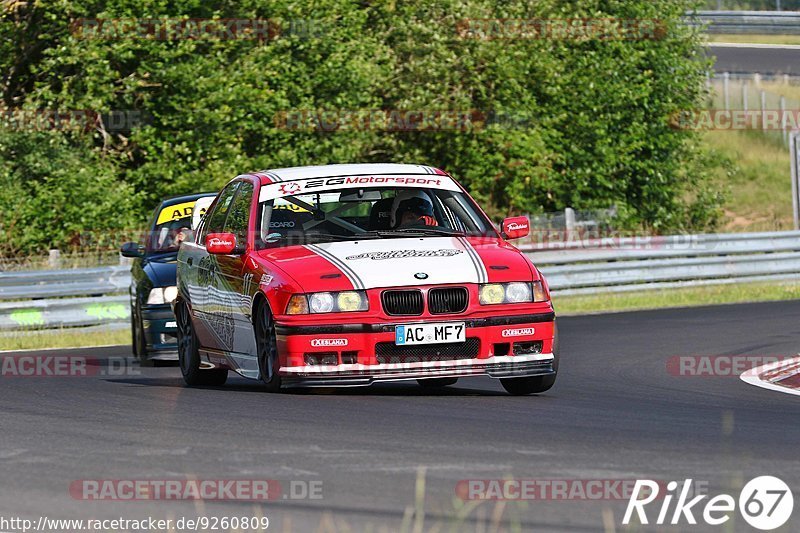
xmin=175 ymin=164 xmax=558 ymax=395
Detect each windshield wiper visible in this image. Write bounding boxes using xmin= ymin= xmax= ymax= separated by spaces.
xmin=304 ymin=233 xmax=382 ymax=243
xmin=376 ymin=228 xmax=463 ymax=237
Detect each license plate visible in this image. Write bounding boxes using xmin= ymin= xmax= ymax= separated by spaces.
xmin=395 ymin=322 xmax=466 ymax=346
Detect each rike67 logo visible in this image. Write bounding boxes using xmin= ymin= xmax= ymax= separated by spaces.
xmin=623 ymin=476 xmax=793 ymax=530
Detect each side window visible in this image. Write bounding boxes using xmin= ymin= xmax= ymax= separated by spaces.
xmin=201 ymin=183 xmax=239 ymax=244
xmin=223 ymin=181 xmax=254 ymax=248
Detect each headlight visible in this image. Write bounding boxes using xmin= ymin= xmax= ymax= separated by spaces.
xmin=505 ymin=282 xmax=532 ymax=303
xmin=479 ymin=282 xmax=545 ymax=305
xmin=479 ymin=284 xmax=505 ymax=305
xmin=146 ymin=287 xmax=177 ymax=305
xmin=286 ymin=291 xmax=369 ymax=314
xmin=337 ymin=291 xmax=366 ymax=312
xmin=309 ymin=292 xmax=335 ymax=313
xmin=163 ymin=286 xmax=178 ymax=303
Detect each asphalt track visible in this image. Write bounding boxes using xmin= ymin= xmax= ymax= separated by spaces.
xmin=1 ymin=300 xmax=800 ymax=532
xmin=710 ymin=43 xmax=800 ymax=75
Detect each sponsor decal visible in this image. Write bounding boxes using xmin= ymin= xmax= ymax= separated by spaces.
xmin=208 ymin=237 xmax=233 ymax=247
xmin=278 ymin=182 xmax=301 ymax=195
xmin=270 ymin=221 xmax=295 ymax=228
xmin=310 ymin=338 xmax=348 ymax=347
xmin=155 ymin=201 xmax=196 ymax=225
xmin=261 ymin=174 xmax=458 ymax=201
xmin=346 ymin=249 xmax=464 ymax=261
xmin=501 ymin=327 xmax=535 ymax=337
xmin=260 ymin=274 xmax=274 ymax=286
xmin=507 ymin=221 xmax=528 ymax=232
xmin=274 ymin=202 xmax=310 ymax=213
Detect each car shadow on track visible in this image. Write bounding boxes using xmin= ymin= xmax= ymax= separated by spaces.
xmin=103 ymin=375 xmax=513 ymax=396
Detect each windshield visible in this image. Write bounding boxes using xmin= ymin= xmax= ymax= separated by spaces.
xmin=147 ymin=200 xmax=199 ymax=254
xmin=256 ymin=187 xmax=495 ymax=248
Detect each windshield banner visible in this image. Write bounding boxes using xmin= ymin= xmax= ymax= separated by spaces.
xmin=259 ymin=174 xmax=461 ymax=202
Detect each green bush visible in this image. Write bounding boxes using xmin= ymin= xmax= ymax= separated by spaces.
xmin=0 ymin=0 xmax=720 ymax=254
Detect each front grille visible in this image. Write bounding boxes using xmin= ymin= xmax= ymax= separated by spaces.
xmin=375 ymin=338 xmax=480 ymax=364
xmin=428 ymin=287 xmax=468 ymax=314
xmin=381 ymin=290 xmax=423 ymax=316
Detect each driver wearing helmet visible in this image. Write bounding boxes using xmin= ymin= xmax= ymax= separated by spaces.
xmin=393 ymin=193 xmax=438 ymax=228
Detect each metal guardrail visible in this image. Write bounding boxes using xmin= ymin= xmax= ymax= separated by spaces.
xmin=0 ymin=266 xmax=130 ymax=300
xmin=694 ymin=10 xmax=800 ymax=34
xmin=523 ymin=230 xmax=800 ymax=295
xmin=2 ymin=230 xmax=800 ymax=331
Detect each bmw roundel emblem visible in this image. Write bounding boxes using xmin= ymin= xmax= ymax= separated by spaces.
xmin=414 ymin=272 xmax=428 ymax=280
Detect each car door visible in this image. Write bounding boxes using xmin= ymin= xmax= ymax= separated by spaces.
xmin=191 ymin=182 xmax=239 ymax=349
xmin=215 ymin=180 xmax=260 ymax=375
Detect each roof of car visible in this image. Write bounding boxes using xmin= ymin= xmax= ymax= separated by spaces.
xmin=251 ymin=163 xmax=447 ymax=184
xmin=159 ymin=192 xmax=218 ymax=207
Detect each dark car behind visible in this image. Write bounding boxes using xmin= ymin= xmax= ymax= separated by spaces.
xmin=121 ymin=192 xmax=216 ymax=363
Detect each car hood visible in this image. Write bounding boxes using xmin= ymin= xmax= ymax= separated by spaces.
xmin=257 ymin=236 xmax=535 ymax=292
xmin=143 ymin=259 xmax=177 ymax=287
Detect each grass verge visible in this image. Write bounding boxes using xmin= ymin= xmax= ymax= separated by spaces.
xmin=555 ymin=280 xmax=800 ymax=316
xmin=0 ymin=328 xmax=129 ymax=352
xmin=709 ymin=34 xmax=800 ymax=46
xmin=701 ymin=130 xmax=792 ymax=232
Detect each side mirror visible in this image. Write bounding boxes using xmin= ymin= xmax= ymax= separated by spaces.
xmin=206 ymin=233 xmax=238 ymax=254
xmin=120 ymin=242 xmax=144 ymax=258
xmin=501 ymin=216 xmax=530 ymax=240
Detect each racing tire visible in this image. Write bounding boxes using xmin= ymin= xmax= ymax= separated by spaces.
xmin=175 ymin=300 xmax=228 ymax=387
xmin=417 ymin=378 xmax=458 ymax=388
xmin=131 ymin=305 xmax=147 ymax=360
xmin=500 ymin=323 xmax=560 ymax=396
xmin=256 ymin=302 xmax=282 ymax=393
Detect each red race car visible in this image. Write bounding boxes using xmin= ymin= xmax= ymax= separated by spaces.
xmin=174 ymin=164 xmax=558 ymax=395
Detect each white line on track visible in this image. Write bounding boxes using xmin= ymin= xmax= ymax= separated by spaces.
xmin=0 ymin=343 xmax=128 ymax=354
xmin=709 ymin=42 xmax=800 ymax=50
xmin=740 ymin=355 xmax=800 ymax=397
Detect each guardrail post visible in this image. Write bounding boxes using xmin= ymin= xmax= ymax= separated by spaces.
xmin=791 ymin=131 xmax=800 ymax=231
xmin=48 ymin=249 xmax=61 ymax=269
xmin=565 ymin=207 xmax=577 ymax=241
xmin=781 ymin=96 xmax=787 ymax=145
xmin=723 ymin=72 xmax=730 ymax=111
xmin=742 ymin=81 xmax=748 ymax=112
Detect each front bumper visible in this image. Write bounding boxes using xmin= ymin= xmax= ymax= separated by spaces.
xmin=274 ymin=311 xmax=556 ymax=387
xmin=280 ymin=353 xmax=555 ymax=387
xmin=141 ymin=304 xmax=178 ymax=359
